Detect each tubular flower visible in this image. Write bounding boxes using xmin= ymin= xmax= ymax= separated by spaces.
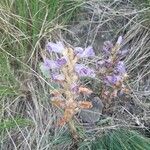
xmin=97 ymin=59 xmax=113 ymax=69
xmin=117 ymin=49 xmax=128 ymax=58
xmin=115 ymin=61 xmax=126 ymax=75
xmin=43 ymin=58 xmax=59 ymax=69
xmin=74 ymin=47 xmax=84 ymax=55
xmin=46 ymin=41 xmax=65 ymax=53
xmin=70 ymin=83 xmax=79 ymax=93
xmin=75 ymin=46 xmax=95 ymax=58
xmin=51 ymin=73 xmax=65 ymax=82
xmin=56 ymin=57 xmax=67 ymax=67
xmin=102 ymin=41 xmax=113 ymax=56
xmin=46 ymin=41 xmax=95 ymax=58
xmin=104 ymin=74 xmax=121 ymax=86
xmin=75 ymin=64 xmax=95 ymax=78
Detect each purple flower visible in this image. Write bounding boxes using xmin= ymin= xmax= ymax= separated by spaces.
xmin=46 ymin=41 xmax=64 ymax=53
xmin=56 ymin=57 xmax=67 ymax=67
xmin=102 ymin=41 xmax=113 ymax=56
xmin=96 ymin=60 xmax=105 ymax=69
xmin=117 ymin=49 xmax=128 ymax=59
xmin=82 ymin=46 xmax=95 ymax=57
xmin=97 ymin=59 xmax=113 ymax=68
xmin=74 ymin=47 xmax=84 ymax=55
xmin=75 ymin=46 xmax=95 ymax=58
xmin=43 ymin=57 xmax=67 ymax=70
xmin=43 ymin=58 xmax=59 ymax=69
xmin=97 ymin=60 xmax=105 ymax=66
xmin=75 ymin=64 xmax=95 ymax=78
xmin=104 ymin=59 xmax=113 ymax=68
xmin=51 ymin=73 xmax=65 ymax=81
xmin=116 ymin=36 xmax=123 ymax=45
xmin=96 ymin=60 xmax=109 ymax=70
xmin=104 ymin=75 xmax=121 ymax=86
xmin=115 ymin=61 xmax=126 ymax=75
xmin=70 ymin=83 xmax=79 ymax=93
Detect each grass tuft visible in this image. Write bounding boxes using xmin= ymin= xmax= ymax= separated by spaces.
xmin=79 ymin=129 xmax=150 ymax=150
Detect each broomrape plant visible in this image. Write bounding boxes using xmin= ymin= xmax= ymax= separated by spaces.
xmin=40 ymin=41 xmax=96 ymax=139
xmin=97 ymin=36 xmax=129 ymax=104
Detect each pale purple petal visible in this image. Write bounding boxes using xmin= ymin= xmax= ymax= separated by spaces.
xmin=116 ymin=36 xmax=123 ymax=45
xmin=115 ymin=61 xmax=126 ymax=74
xmin=102 ymin=41 xmax=113 ymax=56
xmin=75 ymin=64 xmax=87 ymax=75
xmin=97 ymin=60 xmax=105 ymax=66
xmin=117 ymin=49 xmax=128 ymax=59
xmin=74 ymin=47 xmax=84 ymax=56
xmin=46 ymin=41 xmax=64 ymax=53
xmin=83 ymin=46 xmax=95 ymax=57
xmin=77 ymin=46 xmax=95 ymax=58
xmin=96 ymin=60 xmax=105 ymax=68
xmin=41 ymin=61 xmax=50 ymax=70
xmin=70 ymin=83 xmax=79 ymax=93
xmin=56 ymin=57 xmax=67 ymax=67
xmin=104 ymin=75 xmax=121 ymax=86
xmin=51 ymin=74 xmax=65 ymax=81
xmin=43 ymin=58 xmax=59 ymax=69
xmin=104 ymin=59 xmax=113 ymax=68
xmin=75 ymin=64 xmax=95 ymax=78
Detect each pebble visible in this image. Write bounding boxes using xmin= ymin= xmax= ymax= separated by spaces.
xmin=79 ymin=97 xmax=104 ymax=123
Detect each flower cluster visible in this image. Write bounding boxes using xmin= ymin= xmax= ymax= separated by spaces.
xmin=40 ymin=41 xmax=96 ymax=125
xmin=97 ymin=36 xmax=129 ymax=102
xmin=41 ymin=42 xmax=96 ymax=81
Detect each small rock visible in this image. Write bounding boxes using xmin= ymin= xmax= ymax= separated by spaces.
xmin=79 ymin=97 xmax=104 ymax=123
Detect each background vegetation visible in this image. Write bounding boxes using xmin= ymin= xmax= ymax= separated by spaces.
xmin=0 ymin=0 xmax=150 ymax=149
